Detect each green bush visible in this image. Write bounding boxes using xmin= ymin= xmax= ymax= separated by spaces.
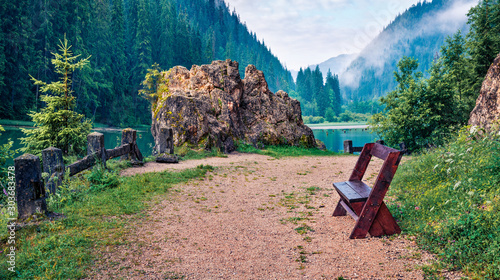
xmin=325 ymin=108 xmax=338 ymax=122
xmin=302 ymin=116 xmax=325 ymax=124
xmin=311 ymin=116 xmax=324 ymax=124
xmin=389 ymin=125 xmax=500 ymax=278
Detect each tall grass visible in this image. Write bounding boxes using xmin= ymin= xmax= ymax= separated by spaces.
xmin=389 ymin=125 xmax=500 ymax=279
xmin=0 ymin=164 xmax=213 ymax=279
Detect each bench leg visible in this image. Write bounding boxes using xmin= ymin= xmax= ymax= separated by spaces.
xmin=369 ymin=202 xmax=401 ymax=237
xmin=332 ymin=200 xmax=347 ymax=216
xmin=350 ymin=202 xmax=401 ymax=238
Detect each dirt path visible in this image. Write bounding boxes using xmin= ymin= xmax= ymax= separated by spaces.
xmin=88 ymin=153 xmax=453 ymax=279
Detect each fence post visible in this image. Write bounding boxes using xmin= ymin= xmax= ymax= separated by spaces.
xmin=14 ymin=154 xmax=47 ymax=220
xmin=344 ymin=140 xmax=353 ymax=154
xmin=157 ymin=127 xmax=174 ymax=155
xmin=88 ymin=132 xmax=106 ymax=168
xmin=121 ymin=128 xmax=143 ymax=162
xmin=41 ymin=147 xmax=64 ymax=195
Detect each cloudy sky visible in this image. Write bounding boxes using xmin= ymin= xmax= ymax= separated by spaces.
xmin=224 ymin=0 xmax=424 ymax=70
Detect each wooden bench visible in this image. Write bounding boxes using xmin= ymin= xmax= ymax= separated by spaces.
xmin=332 ymin=142 xmax=403 ymax=239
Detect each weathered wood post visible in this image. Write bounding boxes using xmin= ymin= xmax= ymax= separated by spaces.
xmin=41 ymin=147 xmax=64 ymax=195
xmin=121 ymin=128 xmax=136 ymax=161
xmin=344 ymin=140 xmax=353 ymax=154
xmin=87 ymin=132 xmax=106 ymax=167
xmin=157 ymin=127 xmax=174 ymax=155
xmin=15 ymin=154 xmax=47 ymax=219
xmin=121 ymin=128 xmax=143 ymax=163
xmin=399 ymin=142 xmax=409 ymax=155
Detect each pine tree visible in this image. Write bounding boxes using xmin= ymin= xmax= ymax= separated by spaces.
xmin=21 ymin=36 xmax=92 ymax=156
xmin=325 ymin=70 xmax=342 ymax=116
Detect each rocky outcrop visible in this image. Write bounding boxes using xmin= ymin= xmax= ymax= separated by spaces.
xmin=469 ymin=53 xmax=500 ymax=130
xmin=151 ymin=59 xmax=315 ymax=153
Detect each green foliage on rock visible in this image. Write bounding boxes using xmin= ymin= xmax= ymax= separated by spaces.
xmin=20 ymin=37 xmax=92 ymax=156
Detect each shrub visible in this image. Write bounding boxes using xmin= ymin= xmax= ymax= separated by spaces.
xmin=339 ymin=111 xmax=352 ymax=122
xmin=311 ymin=116 xmax=325 ymax=124
xmin=325 ymin=108 xmax=338 ymax=122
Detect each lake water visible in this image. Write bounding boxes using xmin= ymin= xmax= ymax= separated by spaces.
xmin=0 ymin=127 xmax=156 ymax=160
xmin=0 ymin=125 xmax=377 ymax=159
xmin=312 ymin=127 xmax=378 ymax=153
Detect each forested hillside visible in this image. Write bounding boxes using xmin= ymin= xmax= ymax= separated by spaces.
xmin=342 ymin=0 xmax=476 ymax=102
xmin=0 ymin=0 xmax=294 ymax=126
xmin=294 ymin=66 xmax=341 ymax=121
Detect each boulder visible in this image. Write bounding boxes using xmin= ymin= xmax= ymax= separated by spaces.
xmin=156 ymin=154 xmax=179 ymax=164
xmin=152 ymin=60 xmax=316 ymax=152
xmin=469 ymin=53 xmax=500 ymax=130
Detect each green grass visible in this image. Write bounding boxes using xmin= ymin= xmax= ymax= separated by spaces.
xmin=0 ymin=164 xmax=213 ymax=279
xmin=236 ymin=144 xmax=339 ymax=159
xmin=174 ymin=145 xmax=227 ymax=161
xmin=389 ymin=125 xmax=500 ymax=279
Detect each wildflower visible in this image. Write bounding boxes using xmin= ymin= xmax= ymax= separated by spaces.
xmin=3 ymin=188 xmax=7 ymax=196
xmin=470 ymin=125 xmax=478 ymax=134
xmin=453 ymin=181 xmax=461 ymax=190
xmin=415 ymin=206 xmax=420 ymax=210
xmin=433 ymin=164 xmax=439 ymax=170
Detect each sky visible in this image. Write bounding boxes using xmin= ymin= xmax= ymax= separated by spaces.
xmin=223 ymin=0 xmax=424 ymax=70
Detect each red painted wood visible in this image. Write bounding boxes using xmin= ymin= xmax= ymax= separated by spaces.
xmin=332 ymin=200 xmax=347 ymax=216
xmin=371 ymin=202 xmax=401 ymax=236
xmin=349 ymin=151 xmax=400 ymax=239
xmin=340 ymin=201 xmax=359 ymax=221
xmin=349 ymin=143 xmax=373 ymax=181
xmin=331 ymin=142 xmax=403 ymax=239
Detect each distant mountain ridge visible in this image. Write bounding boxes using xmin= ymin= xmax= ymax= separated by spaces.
xmin=330 ymin=0 xmax=478 ymax=102
xmin=310 ymin=54 xmax=358 ymax=77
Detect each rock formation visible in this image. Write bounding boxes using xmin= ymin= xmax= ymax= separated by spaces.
xmin=469 ymin=53 xmax=500 ymax=130
xmin=151 ymin=59 xmax=316 ymax=153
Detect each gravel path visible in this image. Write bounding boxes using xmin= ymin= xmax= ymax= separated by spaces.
xmin=88 ymin=152 xmax=460 ymax=279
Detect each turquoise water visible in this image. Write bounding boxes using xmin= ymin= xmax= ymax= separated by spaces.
xmin=0 ymin=126 xmax=377 ymax=158
xmin=312 ymin=128 xmax=378 ymax=153
xmin=0 ymin=127 xmax=155 ymax=159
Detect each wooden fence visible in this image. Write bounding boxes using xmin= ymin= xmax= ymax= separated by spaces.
xmin=343 ymin=140 xmax=408 ymax=155
xmin=14 ymin=128 xmax=143 ymax=220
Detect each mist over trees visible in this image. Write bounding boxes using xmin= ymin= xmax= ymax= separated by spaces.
xmin=342 ymin=0 xmax=476 ymax=102
xmin=371 ymin=0 xmax=500 ymax=152
xmin=0 ymin=0 xmax=294 ymax=126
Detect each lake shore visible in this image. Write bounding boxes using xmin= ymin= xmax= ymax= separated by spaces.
xmin=307 ymin=124 xmax=369 ymax=130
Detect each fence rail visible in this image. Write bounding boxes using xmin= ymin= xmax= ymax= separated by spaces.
xmin=343 ymin=140 xmax=385 ymax=154
xmin=14 ymin=128 xmax=143 ymax=220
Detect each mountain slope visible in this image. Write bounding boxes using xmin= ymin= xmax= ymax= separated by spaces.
xmin=341 ymin=0 xmax=478 ymax=102
xmin=0 ymin=0 xmax=294 ymax=125
xmin=311 ymin=54 xmax=358 ymax=78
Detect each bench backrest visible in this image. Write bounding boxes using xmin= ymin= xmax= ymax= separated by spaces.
xmin=349 ymin=143 xmax=403 ymax=196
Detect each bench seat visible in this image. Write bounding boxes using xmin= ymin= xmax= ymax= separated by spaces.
xmin=333 ymin=180 xmax=371 ymax=203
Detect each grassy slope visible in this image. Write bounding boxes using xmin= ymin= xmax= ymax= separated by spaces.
xmin=388 ymin=126 xmax=500 ymax=279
